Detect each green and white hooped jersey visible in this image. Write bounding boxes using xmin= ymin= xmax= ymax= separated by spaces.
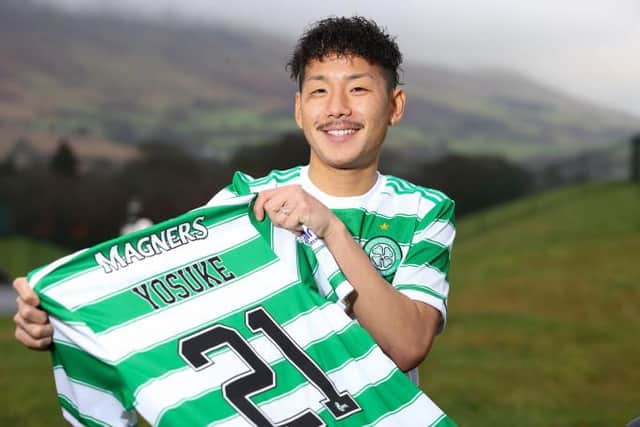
xmin=29 ymin=195 xmax=457 ymax=427
xmin=211 ymin=166 xmax=456 ymax=332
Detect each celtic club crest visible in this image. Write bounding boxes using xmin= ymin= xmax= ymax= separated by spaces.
xmin=363 ymin=236 xmax=402 ymax=277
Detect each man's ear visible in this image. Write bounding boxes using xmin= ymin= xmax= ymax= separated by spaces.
xmin=389 ymin=88 xmax=406 ymax=126
xmin=294 ymin=92 xmax=303 ymax=129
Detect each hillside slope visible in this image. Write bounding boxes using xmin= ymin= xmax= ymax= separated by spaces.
xmin=0 ymin=2 xmax=636 ymax=162
xmin=421 ymin=182 xmax=640 ymax=425
xmin=0 ymin=236 xmax=65 ymax=279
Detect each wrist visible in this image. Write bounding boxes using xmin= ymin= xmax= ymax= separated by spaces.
xmin=322 ymin=216 xmax=348 ymax=244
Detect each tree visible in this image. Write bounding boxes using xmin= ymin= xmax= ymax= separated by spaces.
xmin=50 ymin=139 xmax=78 ymax=177
xmin=411 ymin=154 xmax=534 ymax=216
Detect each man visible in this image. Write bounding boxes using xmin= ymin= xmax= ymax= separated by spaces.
xmin=14 ymin=16 xmax=455 ymax=381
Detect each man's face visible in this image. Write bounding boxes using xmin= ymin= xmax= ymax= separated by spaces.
xmin=294 ymin=55 xmax=405 ymax=171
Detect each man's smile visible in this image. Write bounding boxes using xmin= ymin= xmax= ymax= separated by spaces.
xmin=317 ymin=120 xmax=363 ymax=140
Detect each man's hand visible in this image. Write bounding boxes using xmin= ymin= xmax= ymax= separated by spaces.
xmin=13 ymin=277 xmax=53 ymax=350
xmin=253 ymin=185 xmax=341 ymax=238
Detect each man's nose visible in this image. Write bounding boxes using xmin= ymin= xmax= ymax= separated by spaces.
xmin=326 ymin=91 xmax=351 ymax=118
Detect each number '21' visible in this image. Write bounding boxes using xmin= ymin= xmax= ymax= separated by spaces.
xmin=179 ymin=307 xmax=360 ymax=426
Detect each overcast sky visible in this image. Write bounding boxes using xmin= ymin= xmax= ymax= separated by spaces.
xmin=38 ymin=0 xmax=640 ymax=117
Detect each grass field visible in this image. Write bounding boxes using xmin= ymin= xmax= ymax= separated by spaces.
xmin=421 ymin=181 xmax=640 ymax=426
xmin=0 ymin=182 xmax=638 ymax=425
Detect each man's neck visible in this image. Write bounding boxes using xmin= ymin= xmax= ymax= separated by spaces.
xmin=308 ymin=161 xmax=379 ymax=197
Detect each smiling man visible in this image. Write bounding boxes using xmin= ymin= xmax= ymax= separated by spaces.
xmin=14 ymin=16 xmax=456 ymax=385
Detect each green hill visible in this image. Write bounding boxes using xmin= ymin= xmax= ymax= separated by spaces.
xmin=421 ymin=182 xmax=640 ymax=426
xmin=0 ymin=1 xmax=636 ymax=163
xmin=0 ymin=236 xmax=65 ymax=280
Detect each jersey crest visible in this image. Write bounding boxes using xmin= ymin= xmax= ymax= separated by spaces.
xmin=363 ymin=236 xmax=402 ymax=277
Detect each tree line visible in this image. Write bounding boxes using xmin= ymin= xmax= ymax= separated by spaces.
xmin=0 ymin=131 xmax=559 ymax=250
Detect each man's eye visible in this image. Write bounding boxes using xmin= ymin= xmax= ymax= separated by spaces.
xmin=310 ymin=88 xmax=326 ymax=95
xmin=352 ymin=87 xmax=368 ymax=93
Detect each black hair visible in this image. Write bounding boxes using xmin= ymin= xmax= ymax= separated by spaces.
xmin=286 ymin=16 xmax=403 ymax=91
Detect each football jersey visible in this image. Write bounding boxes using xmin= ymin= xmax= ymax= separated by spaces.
xmin=210 ymin=167 xmax=456 ymax=385
xmin=210 ymin=166 xmax=456 ymax=329
xmin=29 ymin=195 xmax=457 ymax=427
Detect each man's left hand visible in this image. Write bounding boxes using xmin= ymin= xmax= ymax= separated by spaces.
xmin=253 ymin=185 xmax=341 ymax=238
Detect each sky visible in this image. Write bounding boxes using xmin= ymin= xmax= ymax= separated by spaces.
xmin=37 ymin=0 xmax=640 ymax=117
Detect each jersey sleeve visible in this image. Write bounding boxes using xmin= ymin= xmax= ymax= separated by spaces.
xmin=28 ymin=268 xmax=137 ymax=426
xmin=297 ymin=227 xmax=354 ymax=309
xmin=392 ymin=197 xmax=456 ymax=332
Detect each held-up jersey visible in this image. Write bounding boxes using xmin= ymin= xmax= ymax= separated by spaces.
xmin=29 ymin=195 xmax=457 ymax=427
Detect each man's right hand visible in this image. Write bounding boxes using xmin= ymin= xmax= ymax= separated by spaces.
xmin=13 ymin=277 xmax=53 ymax=350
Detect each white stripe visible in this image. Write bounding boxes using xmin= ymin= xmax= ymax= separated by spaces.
xmin=206 ymin=188 xmax=237 ymax=204
xmin=393 ymin=265 xmax=449 ymax=296
xmin=61 ymin=407 xmax=84 ymax=427
xmin=43 ymin=215 xmax=259 ymax=309
xmin=399 ymin=290 xmax=446 ymax=314
xmin=399 ymin=289 xmax=448 ymax=332
xmin=334 ymin=281 xmax=353 ymax=308
xmin=51 ymin=316 xmax=111 ymax=360
xmin=369 ymin=393 xmax=444 ymax=427
xmin=412 ymin=221 xmax=456 ymax=248
xmin=306 ymin=238 xmax=353 ymax=304
xmin=204 ymin=194 xmax=256 ymax=208
xmin=386 ymin=179 xmax=445 ymax=203
xmin=28 ymin=248 xmax=88 ymax=289
xmin=207 ymin=193 xmax=255 ymax=206
xmin=100 ymin=259 xmax=299 ymax=362
xmin=142 ymin=304 xmax=355 ymax=425
xmin=272 ymin=226 xmax=299 ymax=280
xmin=369 ymin=192 xmax=436 ymax=220
xmin=313 ymin=266 xmax=333 ymax=298
xmin=313 ymin=245 xmax=344 ymax=297
xmin=54 ymin=367 xmax=133 ymax=427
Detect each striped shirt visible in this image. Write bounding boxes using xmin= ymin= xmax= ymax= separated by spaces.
xmin=29 ymin=195 xmax=457 ymax=426
xmin=210 ymin=166 xmax=457 ymax=383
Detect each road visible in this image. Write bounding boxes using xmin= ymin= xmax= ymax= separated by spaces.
xmin=0 ymin=285 xmax=16 ymax=315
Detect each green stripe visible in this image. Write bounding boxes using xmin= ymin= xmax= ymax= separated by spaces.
xmin=367 ymin=392 xmax=423 ymax=426
xmin=73 ymin=235 xmax=277 ymax=333
xmin=249 ymin=167 xmax=301 ymax=186
xmin=52 ymin=343 xmax=133 ymax=408
xmin=334 ymin=209 xmax=418 ymax=245
xmin=403 ymin=240 xmax=451 ymax=275
xmin=39 ymin=294 xmax=77 ymax=325
xmin=328 ymin=270 xmax=347 ymax=292
xmin=386 ymin=176 xmax=446 ymax=204
xmin=416 ymin=199 xmax=455 ymax=230
xmin=58 ymin=395 xmax=110 ymax=427
xmin=314 ymin=368 xmax=425 ymax=426
xmin=395 ymin=284 xmax=446 ymax=301
xmin=156 ymin=321 xmax=377 ymax=426
xmin=432 ymin=414 xmax=459 ymax=427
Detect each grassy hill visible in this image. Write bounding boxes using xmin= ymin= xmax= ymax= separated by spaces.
xmin=0 ymin=236 xmax=65 ymax=279
xmin=0 ymin=183 xmax=637 ymax=425
xmin=0 ymin=1 xmax=636 ymax=163
xmin=421 ymin=182 xmax=640 ymax=426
